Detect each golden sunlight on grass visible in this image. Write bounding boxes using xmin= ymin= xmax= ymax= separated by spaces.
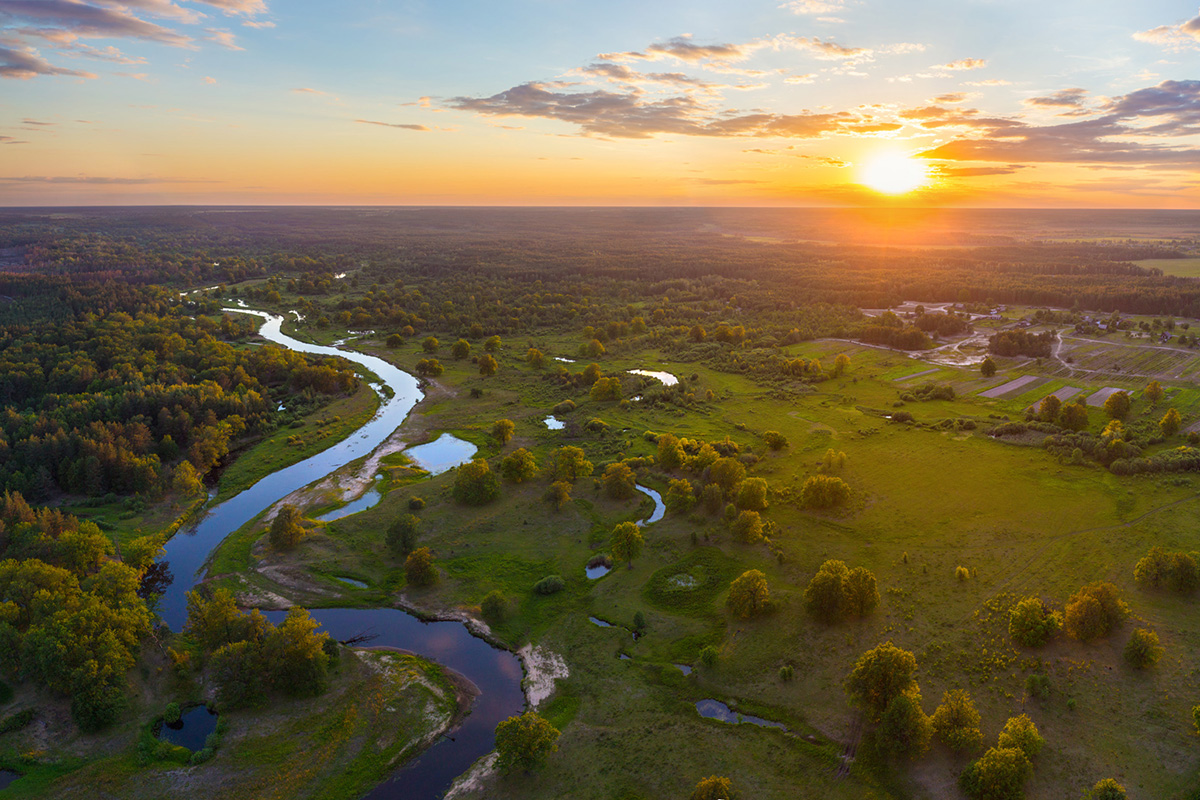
xmin=858 ymin=152 xmax=931 ymax=195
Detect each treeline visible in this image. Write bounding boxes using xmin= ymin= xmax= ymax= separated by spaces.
xmin=988 ymin=330 xmax=1054 ymax=358
xmin=0 ymin=283 xmax=358 ymax=500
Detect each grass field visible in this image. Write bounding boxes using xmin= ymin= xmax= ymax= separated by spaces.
xmin=194 ymin=305 xmax=1200 ymax=800
xmin=1136 ymin=258 xmax=1200 ymax=278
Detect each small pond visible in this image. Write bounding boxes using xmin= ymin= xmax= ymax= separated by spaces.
xmin=317 ymin=476 xmax=383 ymax=522
xmin=158 ymin=705 xmax=219 ymax=751
xmin=695 ymin=699 xmax=786 ymax=730
xmin=629 ymin=369 xmax=679 ymax=387
xmin=544 ymin=416 xmax=564 ymax=430
xmin=675 ymin=664 xmax=693 ymax=675
xmin=554 ymin=356 xmax=575 ymax=363
xmin=335 ymin=576 xmax=368 ymax=588
xmin=406 ymin=433 xmax=477 ymax=475
xmin=589 ymin=616 xmax=614 ymax=628
xmin=585 ymin=563 xmax=611 ymax=580
xmin=0 ymin=770 xmax=20 ymax=789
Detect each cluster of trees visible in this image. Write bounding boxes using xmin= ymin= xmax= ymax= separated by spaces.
xmin=0 ymin=291 xmax=357 ymax=500
xmin=184 ymin=588 xmax=331 ymax=708
xmin=803 ymin=560 xmax=879 ymax=623
xmin=799 ymin=475 xmax=851 ymax=509
xmin=1134 ymin=547 xmax=1199 ymax=593
xmin=988 ymin=330 xmax=1054 ymax=358
xmin=0 ymin=491 xmax=154 ymax=729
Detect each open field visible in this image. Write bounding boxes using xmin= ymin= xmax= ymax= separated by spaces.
xmin=1136 ymin=258 xmax=1200 ymax=278
xmin=199 ymin=298 xmax=1200 ymax=800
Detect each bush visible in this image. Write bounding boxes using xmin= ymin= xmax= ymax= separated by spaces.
xmin=494 ymin=712 xmax=560 ymax=772
xmin=1009 ymin=597 xmax=1062 ymax=647
xmin=762 ymin=430 xmax=788 ymax=450
xmin=533 ymin=575 xmax=566 ymax=595
xmin=778 ymin=664 xmax=794 ymax=681
xmin=480 ymin=590 xmax=507 ymax=623
xmin=1124 ymin=628 xmax=1163 ymax=669
xmin=0 ymin=708 xmax=35 ymax=735
xmin=734 ymin=478 xmax=769 ymax=511
xmin=1134 ymin=547 xmax=1199 ymax=593
xmin=803 ymin=560 xmax=878 ymax=623
xmin=404 ymin=547 xmax=437 ymax=587
xmin=956 ymin=566 xmax=970 ymax=582
xmin=164 ymin=702 xmax=182 ymax=725
xmin=844 ymin=641 xmax=918 ymax=717
xmin=500 ymin=448 xmax=538 ymax=483
xmin=690 ymin=776 xmax=734 ymax=800
xmin=553 ymin=399 xmax=576 ymax=415
xmin=699 ymin=645 xmax=719 ymax=667
xmin=876 ymin=694 xmax=932 ymax=761
xmin=407 ymin=496 xmax=426 ymax=510
xmin=268 ymin=505 xmax=305 ymax=550
xmin=1087 ymin=778 xmax=1127 ymax=800
xmin=386 ymin=514 xmax=419 ymax=556
xmin=1024 ymin=673 xmax=1050 ymax=701
xmin=730 ymin=509 xmax=764 ymax=543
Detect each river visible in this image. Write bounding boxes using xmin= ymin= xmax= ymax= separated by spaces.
xmin=157 ymin=310 xmax=523 ymax=800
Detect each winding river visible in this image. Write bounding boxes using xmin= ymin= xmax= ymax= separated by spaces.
xmin=158 ymin=310 xmax=524 ymax=800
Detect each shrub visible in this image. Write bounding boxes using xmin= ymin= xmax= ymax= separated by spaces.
xmin=491 ymin=419 xmax=515 ymax=445
xmin=1009 ymin=597 xmax=1062 ymax=647
xmin=494 ymin=712 xmax=560 ymax=772
xmin=601 ymin=462 xmax=636 ymax=500
xmin=699 ymin=645 xmax=719 ymax=667
xmin=690 ymin=776 xmax=734 ymax=800
xmin=734 ymin=478 xmax=769 ymax=511
xmin=268 ymin=505 xmax=305 ymax=550
xmin=164 ymin=702 xmax=182 ymax=725
xmin=407 ymin=496 xmax=426 ymax=510
xmin=956 ymin=566 xmax=970 ymax=582
xmin=804 ymin=560 xmax=878 ymax=623
xmin=1124 ymin=628 xmax=1163 ymax=669
xmin=480 ymin=590 xmax=507 ymax=623
xmin=1024 ymin=673 xmax=1050 ymax=701
xmin=730 ymin=509 xmax=764 ymax=544
xmin=553 ymin=400 xmax=576 ymax=414
xmin=876 ymin=694 xmax=932 ymax=761
xmin=778 ymin=664 xmax=794 ymax=681
xmin=1087 ymin=778 xmax=1127 ymax=800
xmin=1134 ymin=547 xmax=1199 ymax=593
xmin=762 ymin=430 xmax=788 ymax=450
xmin=664 ymin=479 xmax=696 ymax=514
xmin=533 ymin=575 xmax=566 ymax=595
xmin=500 ymin=448 xmax=538 ymax=483
xmin=844 ymin=641 xmax=918 ymax=717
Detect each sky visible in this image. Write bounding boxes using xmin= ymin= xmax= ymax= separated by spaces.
xmin=1 ymin=0 xmax=1199 ymax=207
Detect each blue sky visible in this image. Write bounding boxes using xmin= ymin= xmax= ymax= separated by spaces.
xmin=1 ymin=0 xmax=1198 ymax=205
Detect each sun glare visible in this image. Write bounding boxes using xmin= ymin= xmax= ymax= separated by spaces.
xmin=859 ymin=152 xmax=931 ymax=195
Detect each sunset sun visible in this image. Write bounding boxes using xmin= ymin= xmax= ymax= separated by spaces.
xmin=859 ymin=153 xmax=931 ymax=195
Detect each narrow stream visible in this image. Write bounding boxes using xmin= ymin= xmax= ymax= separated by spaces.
xmin=156 ymin=310 xmax=523 ymax=800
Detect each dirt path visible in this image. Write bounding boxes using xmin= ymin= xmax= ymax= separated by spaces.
xmin=834 ymin=713 xmax=864 ymax=779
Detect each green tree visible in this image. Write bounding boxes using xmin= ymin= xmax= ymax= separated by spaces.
xmin=451 ymin=339 xmax=471 ymax=359
xmin=1124 ymin=628 xmax=1163 ymax=669
xmin=980 ymin=357 xmax=997 ymax=378
xmin=492 ymin=418 xmax=515 ymax=445
xmin=845 ymin=642 xmax=919 ymax=717
xmin=494 ymin=712 xmax=560 ymax=772
xmin=931 ymin=689 xmax=983 ymax=753
xmin=997 ymin=714 xmax=1043 ymax=760
xmin=1160 ymin=407 xmax=1182 ymax=437
xmin=834 ymin=353 xmax=852 ymax=376
xmin=269 ymin=505 xmax=305 ymax=550
xmin=545 ymin=480 xmax=572 ymax=511
xmin=414 ymin=358 xmax=444 ymax=377
xmin=708 ymin=457 xmax=745 ymax=493
xmin=405 ymin=547 xmax=437 ymax=587
xmin=664 ymin=478 xmax=695 ymax=514
xmin=590 ymin=376 xmax=622 ymax=401
xmin=422 ymin=336 xmax=439 ymax=353
xmin=1038 ymin=393 xmax=1061 ymax=423
xmin=844 ymin=567 xmax=880 ymax=618
xmin=1144 ymin=380 xmax=1165 ymax=406
xmin=551 ymin=446 xmax=593 ymax=482
xmin=1059 ymin=401 xmax=1089 ymax=431
xmin=689 ymin=325 xmax=707 ymax=343
xmin=805 ymin=560 xmax=850 ymax=622
xmin=610 ymin=521 xmax=644 ymax=567
xmin=452 ymin=460 xmax=500 ymax=506
xmin=500 ymin=448 xmax=538 ymax=483
xmin=265 ymin=606 xmax=330 ymax=698
xmin=727 ymin=569 xmax=770 ymax=618
xmin=1064 ymin=582 xmax=1128 ymax=642
xmin=172 ymin=460 xmax=203 ymax=497
xmin=526 ymin=348 xmax=546 ymax=368
xmin=386 ymin=514 xmax=419 ymax=557
xmin=1103 ymin=390 xmax=1131 ymax=420
xmin=801 ymin=475 xmax=851 ymax=508
xmin=731 ymin=509 xmax=764 ymax=543
xmin=601 ymin=462 xmax=637 ymax=500
xmin=876 ymin=693 xmax=932 ymax=761
xmin=1087 ymin=778 xmax=1126 ymax=800
xmin=478 ymin=354 xmax=498 ymax=377
xmin=1008 ymin=597 xmax=1061 ymax=647
xmin=480 ymin=590 xmax=506 ymax=623
xmin=960 ymin=747 xmax=1032 ymax=800
xmin=386 ymin=333 xmax=403 ymax=348
xmin=656 ymin=433 xmax=685 ymax=471
xmin=735 ymin=477 xmax=769 ymax=511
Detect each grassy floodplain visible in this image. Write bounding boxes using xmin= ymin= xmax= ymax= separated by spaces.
xmin=216 ymin=301 xmax=1200 ymax=800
